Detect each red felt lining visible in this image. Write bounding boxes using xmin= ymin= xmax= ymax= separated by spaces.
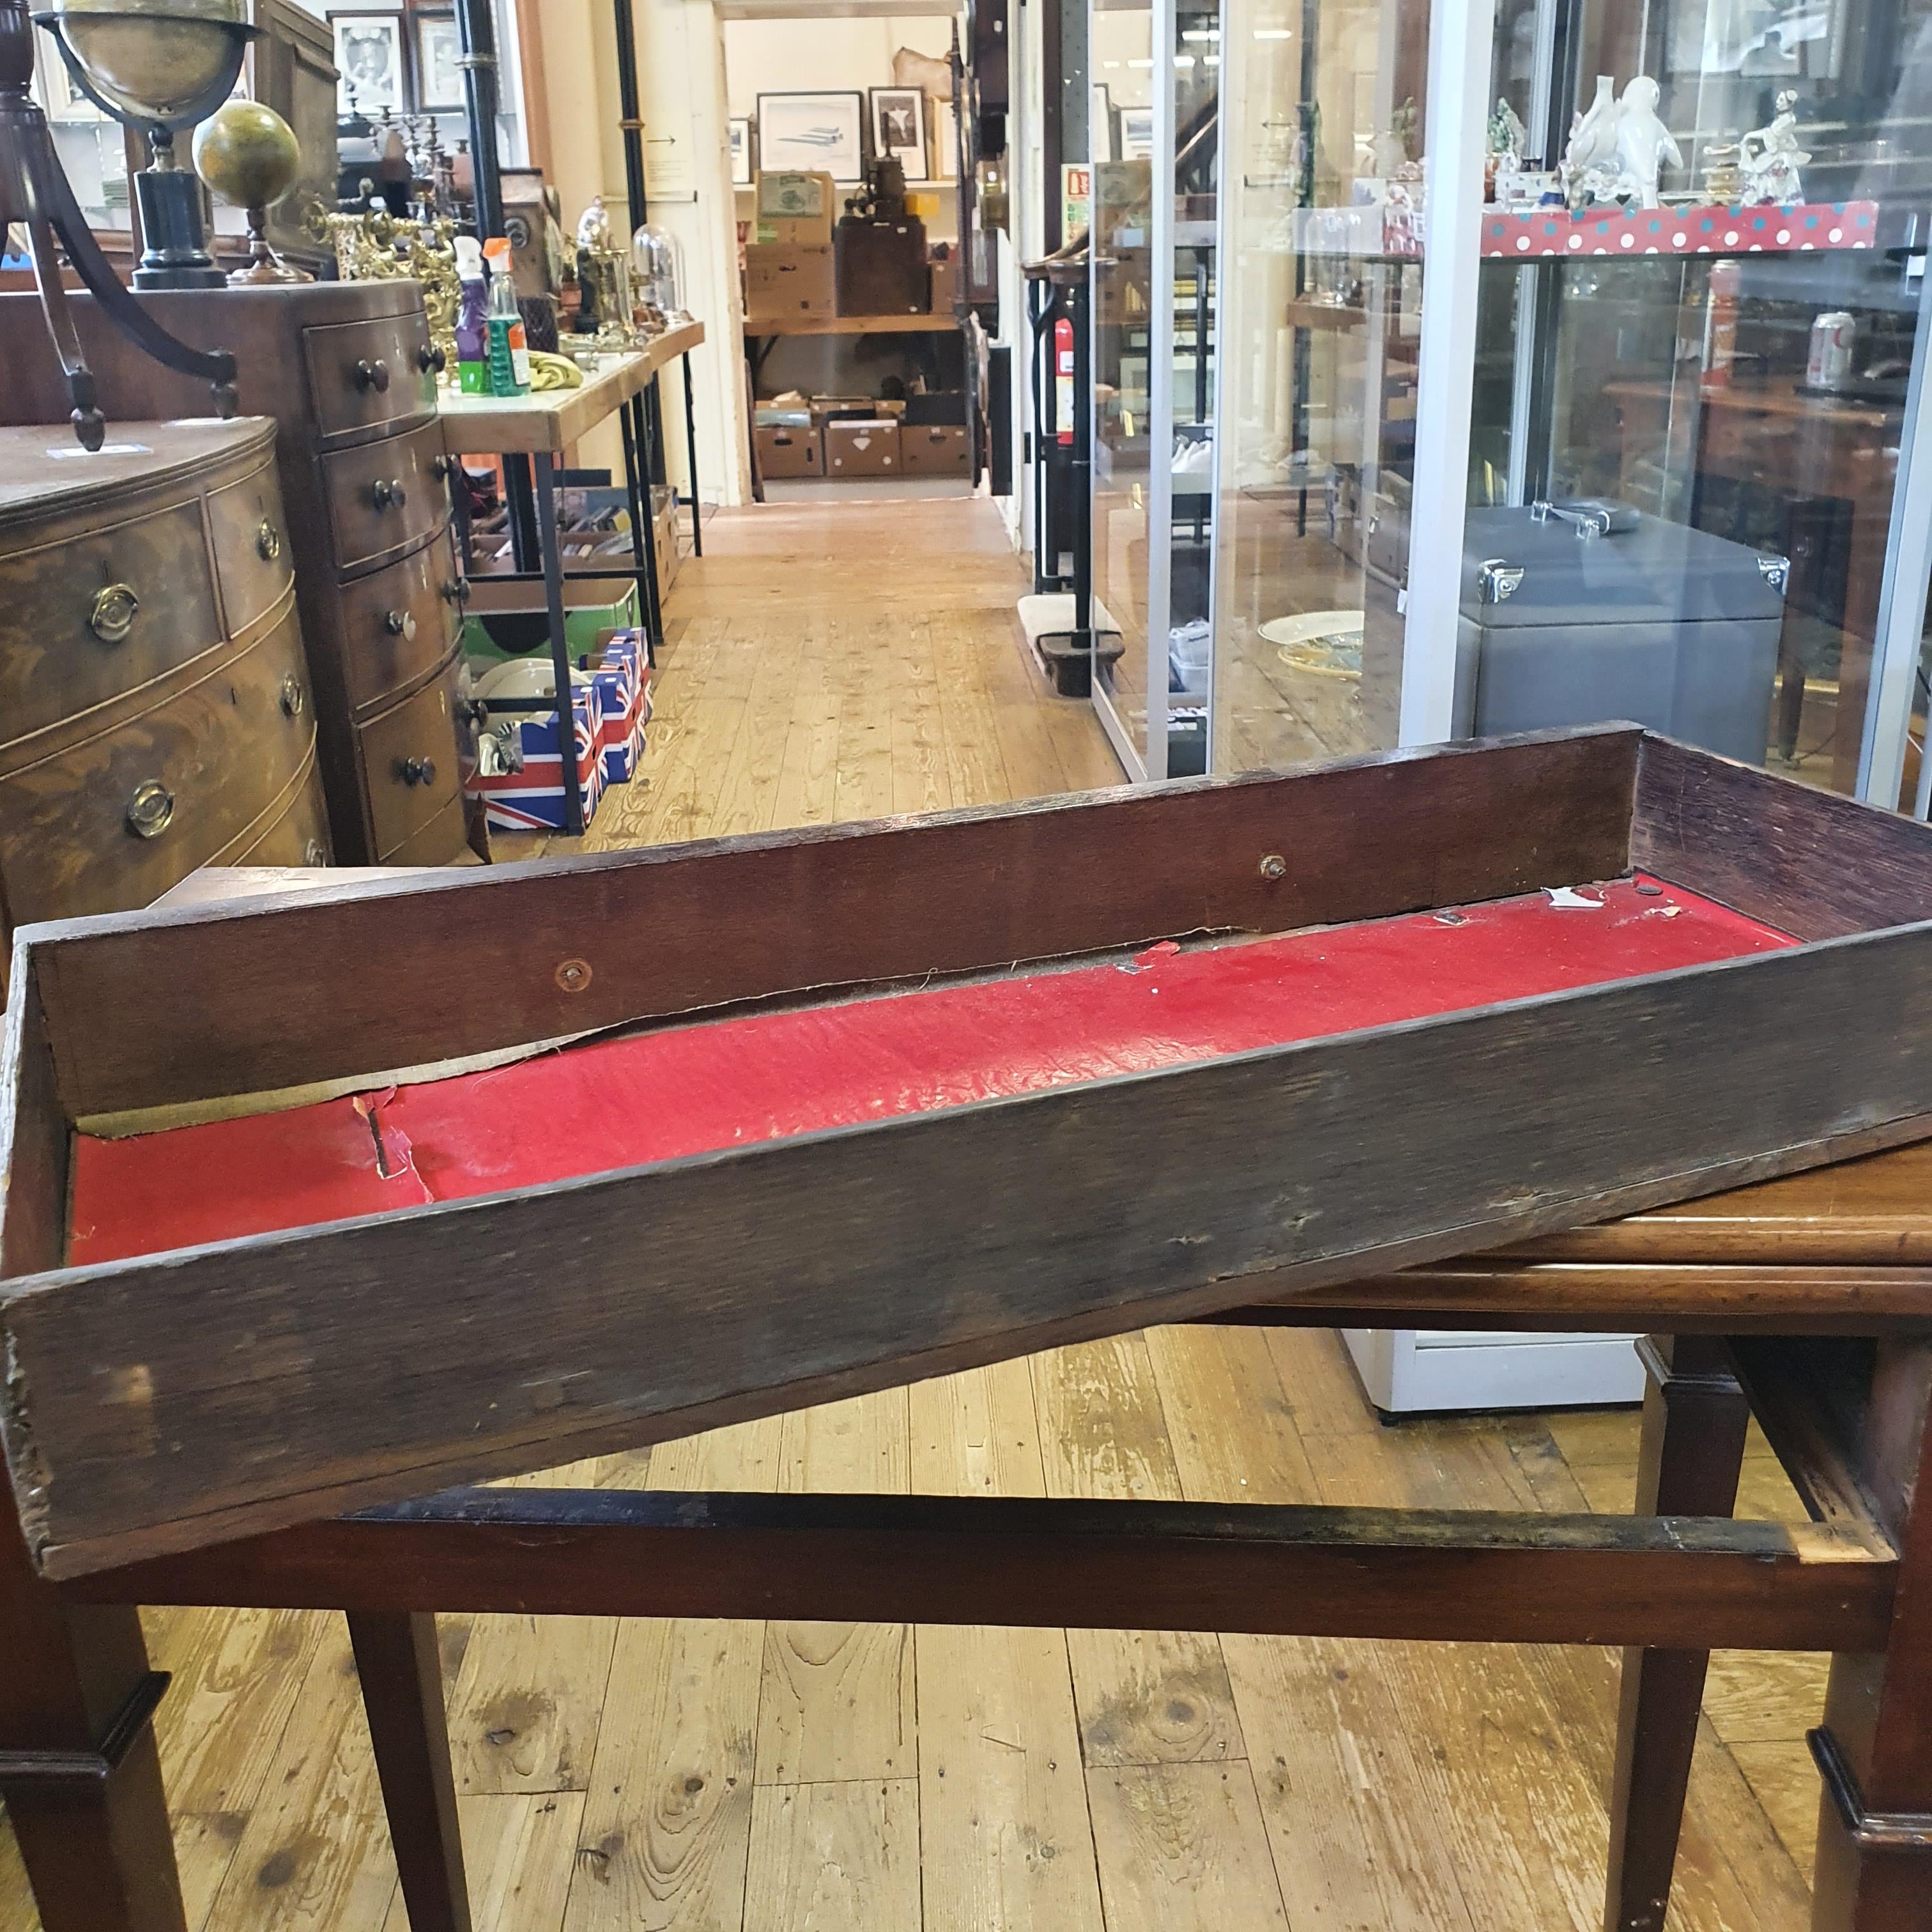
xmin=68 ymin=875 xmax=1794 ymax=1266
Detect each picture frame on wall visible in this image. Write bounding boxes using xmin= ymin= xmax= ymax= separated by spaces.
xmin=412 ymin=10 xmax=463 ymax=114
xmin=329 ymin=10 xmax=407 ymax=119
xmin=868 ymin=86 xmax=928 ymax=181
xmin=756 ymin=90 xmax=866 ymax=183
xmin=729 ymin=116 xmax=753 ymax=186
xmin=1119 ymin=106 xmax=1154 ymax=160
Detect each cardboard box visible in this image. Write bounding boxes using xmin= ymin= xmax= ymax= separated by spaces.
xmin=824 ymin=420 xmax=901 ymax=478
xmin=754 ymin=171 xmax=835 ymax=246
xmin=900 ymin=424 xmax=970 ymax=477
xmin=580 ymin=630 xmax=650 ymax=785
xmin=745 ymin=243 xmax=834 ymax=319
xmin=464 ymin=667 xmax=605 ymax=833
xmin=756 ymin=424 xmax=824 ymax=478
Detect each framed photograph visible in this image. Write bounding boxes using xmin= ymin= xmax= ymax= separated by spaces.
xmin=1119 ymin=106 xmax=1155 ymax=160
xmin=869 ymin=86 xmax=928 ymax=181
xmin=330 ymin=11 xmax=407 ymax=119
xmin=412 ymin=10 xmax=463 ymax=114
xmin=756 ymin=90 xmax=866 ymax=183
xmin=729 ymin=116 xmax=753 ymax=187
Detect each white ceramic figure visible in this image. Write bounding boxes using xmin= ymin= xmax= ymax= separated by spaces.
xmin=1739 ymin=91 xmax=1811 ymax=206
xmin=1563 ymin=75 xmax=1620 ymax=175
xmin=1612 ymin=77 xmax=1682 ymax=208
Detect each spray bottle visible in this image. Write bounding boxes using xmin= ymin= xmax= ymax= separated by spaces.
xmin=453 ymin=234 xmax=489 ymax=395
xmin=482 ymin=237 xmax=530 ymax=397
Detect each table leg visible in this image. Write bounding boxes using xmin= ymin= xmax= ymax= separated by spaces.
xmin=0 ymin=1508 xmax=186 ymax=1932
xmin=532 ymin=453 xmax=585 ymax=838
xmin=682 ymin=350 xmax=703 ymax=557
xmin=624 ymin=392 xmax=667 ymax=662
xmin=1809 ymin=1339 xmax=1932 ymax=1929
xmin=1602 ymin=1334 xmax=1749 ymax=1932
xmin=503 ymin=454 xmax=541 ymax=575
xmin=348 ymin=1613 xmax=471 ymax=1932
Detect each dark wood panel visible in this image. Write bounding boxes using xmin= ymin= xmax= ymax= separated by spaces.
xmin=302 ymin=313 xmax=440 ymax=445
xmin=337 ymin=531 xmax=463 ymax=716
xmin=1634 ymin=733 xmax=1932 ymax=940
xmin=10 ymin=906 xmax=1932 ymax=1575
xmin=56 ymin=1488 xmax=1895 ymax=1654
xmin=0 ymin=496 xmax=219 ymax=758
xmin=206 ymin=463 xmax=296 ymax=638
xmin=358 ymin=657 xmax=464 ymax=858
xmin=0 ymin=604 xmax=315 ymax=928
xmin=29 ymin=724 xmax=1643 ymax=1119
xmin=322 ymin=418 xmax=453 ymax=578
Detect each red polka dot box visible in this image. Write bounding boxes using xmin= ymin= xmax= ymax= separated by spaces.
xmin=1480 ymin=200 xmax=1878 ymax=259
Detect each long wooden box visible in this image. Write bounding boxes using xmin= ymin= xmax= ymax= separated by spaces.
xmin=4 ymin=725 xmax=1932 ymax=1579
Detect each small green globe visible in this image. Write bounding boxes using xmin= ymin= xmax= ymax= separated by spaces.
xmin=192 ymin=100 xmax=302 ymax=211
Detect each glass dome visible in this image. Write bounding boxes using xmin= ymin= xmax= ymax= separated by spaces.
xmin=631 ymin=220 xmax=690 ymax=326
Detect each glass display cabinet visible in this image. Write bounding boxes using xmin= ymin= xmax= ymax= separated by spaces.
xmin=1101 ymin=0 xmax=1932 ymax=815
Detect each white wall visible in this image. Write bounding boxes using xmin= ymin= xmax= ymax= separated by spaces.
xmin=723 ymin=17 xmax=952 ymax=115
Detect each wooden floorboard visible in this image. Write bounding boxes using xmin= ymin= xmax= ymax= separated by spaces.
xmin=0 ymin=495 xmax=1827 ymax=1929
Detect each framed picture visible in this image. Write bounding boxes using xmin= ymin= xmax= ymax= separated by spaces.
xmin=1119 ymin=106 xmax=1155 ymax=160
xmin=330 ymin=10 xmax=407 ymax=119
xmin=413 ymin=10 xmax=463 ymax=113
xmin=756 ymin=90 xmax=866 ymax=183
xmin=729 ymin=116 xmax=753 ymax=187
xmin=869 ymin=86 xmax=928 ymax=181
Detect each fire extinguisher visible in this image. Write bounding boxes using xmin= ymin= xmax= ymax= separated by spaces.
xmin=1055 ymin=314 xmax=1075 ymax=447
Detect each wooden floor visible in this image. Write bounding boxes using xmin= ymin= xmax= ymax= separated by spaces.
xmin=1 ymin=496 xmax=1825 ymax=1931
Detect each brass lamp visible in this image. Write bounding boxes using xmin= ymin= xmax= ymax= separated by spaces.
xmin=34 ymin=0 xmax=260 ymax=288
xmin=0 ymin=0 xmax=239 ymax=445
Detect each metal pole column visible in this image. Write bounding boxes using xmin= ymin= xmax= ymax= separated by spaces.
xmin=681 ymin=351 xmax=703 ymax=557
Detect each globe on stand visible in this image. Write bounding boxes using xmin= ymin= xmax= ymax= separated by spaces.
xmin=192 ymin=99 xmax=312 ymax=285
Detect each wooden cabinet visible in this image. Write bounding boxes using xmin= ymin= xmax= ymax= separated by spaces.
xmin=0 ymin=419 xmax=330 ymax=990
xmin=0 ymin=282 xmax=473 ymax=866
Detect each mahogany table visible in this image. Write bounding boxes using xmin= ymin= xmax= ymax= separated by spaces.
xmin=4 ymin=1134 xmax=1930 ymax=1932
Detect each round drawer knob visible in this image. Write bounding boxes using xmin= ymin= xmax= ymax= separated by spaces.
xmin=430 ymin=454 xmax=455 ymax=481
xmin=280 ymin=675 xmax=305 ymax=717
xmin=417 ymin=344 xmax=447 ymax=375
xmin=397 ymin=756 xmax=438 ymax=788
xmin=126 ymin=779 xmax=175 ymax=840
xmin=355 ymin=357 xmax=392 ymax=393
xmin=256 ymin=519 xmax=282 ymax=562
xmin=303 ymin=838 xmax=328 ymax=868
xmin=384 ymin=608 xmax=419 ymax=640
xmin=89 ymin=582 xmax=140 ymax=644
xmin=442 ymin=577 xmax=470 ymax=606
xmin=371 ymin=478 xmax=408 ymax=511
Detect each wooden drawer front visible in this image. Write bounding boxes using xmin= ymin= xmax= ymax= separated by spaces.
xmin=339 ymin=533 xmax=463 ymax=714
xmin=323 ymin=418 xmax=452 ymax=576
xmin=0 ymin=611 xmax=317 ymax=924
xmin=385 ymin=792 xmax=470 ymax=866
xmin=359 ymin=658 xmax=463 ymax=858
xmin=208 ymin=463 xmax=296 ymax=636
xmin=234 ymin=758 xmax=333 ymax=867
xmin=0 ymin=499 xmax=219 ymax=749
xmin=303 ymin=312 xmax=441 ymax=441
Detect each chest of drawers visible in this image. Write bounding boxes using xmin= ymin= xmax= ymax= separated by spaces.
xmin=0 ymin=419 xmax=329 ymax=992
xmin=0 ymin=284 xmax=473 ymax=866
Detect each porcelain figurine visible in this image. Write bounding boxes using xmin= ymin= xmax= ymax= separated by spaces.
xmin=1611 ymin=77 xmax=1682 ymax=208
xmin=1738 ymin=91 xmax=1809 ymax=206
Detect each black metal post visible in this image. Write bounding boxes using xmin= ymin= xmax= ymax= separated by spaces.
xmin=613 ymin=0 xmax=648 ymax=229
xmin=454 ymin=0 xmax=503 ymax=241
xmin=1069 ymin=274 xmax=1092 ymax=648
xmin=681 ymin=351 xmax=703 ymax=558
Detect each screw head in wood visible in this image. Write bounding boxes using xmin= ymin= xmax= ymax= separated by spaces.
xmin=1259 ymin=854 xmax=1287 ymax=880
xmin=556 ymin=958 xmax=594 ymax=993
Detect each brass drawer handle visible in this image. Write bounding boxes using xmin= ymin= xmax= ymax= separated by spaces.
xmin=355 ymin=356 xmax=392 ymax=393
xmin=89 ymin=582 xmax=140 ymax=644
xmin=256 ymin=519 xmax=282 ymax=562
xmin=370 ymin=477 xmax=408 ymax=511
xmin=396 ymin=755 xmax=438 ymax=788
xmin=384 ymin=608 xmax=419 ymax=639
xmin=417 ymin=344 xmax=447 ymax=376
xmin=280 ymin=675 xmax=305 ymax=717
xmin=126 ymin=779 xmax=175 ymax=839
xmin=303 ymin=838 xmax=328 ymax=867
